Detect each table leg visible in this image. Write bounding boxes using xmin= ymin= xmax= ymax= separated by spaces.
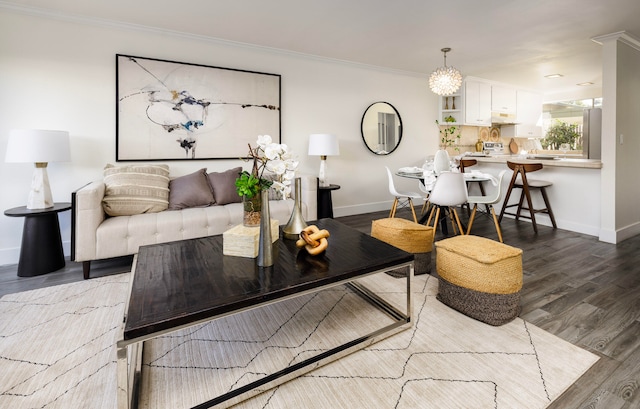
xmin=117 ymin=340 xmax=143 ymax=409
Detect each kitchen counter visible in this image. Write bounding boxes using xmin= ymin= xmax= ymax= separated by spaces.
xmin=467 ymin=159 xmax=601 ymax=237
xmin=464 ymin=154 xmax=602 ymax=169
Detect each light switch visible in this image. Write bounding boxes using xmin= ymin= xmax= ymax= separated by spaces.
xmin=620 ymin=134 xmax=624 ymax=144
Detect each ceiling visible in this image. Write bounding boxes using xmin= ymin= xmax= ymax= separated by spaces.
xmin=5 ymin=0 xmax=640 ymax=97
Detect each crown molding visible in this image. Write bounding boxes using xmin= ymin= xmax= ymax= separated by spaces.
xmin=592 ymin=31 xmax=640 ymax=51
xmin=0 ymin=1 xmax=426 ymax=79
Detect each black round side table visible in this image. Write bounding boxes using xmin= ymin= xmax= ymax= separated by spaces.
xmin=318 ymin=184 xmax=340 ymax=219
xmin=4 ymin=202 xmax=71 ymax=277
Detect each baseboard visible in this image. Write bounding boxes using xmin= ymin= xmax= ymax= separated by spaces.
xmin=0 ymin=241 xmax=70 ymax=267
xmin=333 ymin=201 xmax=393 ymax=218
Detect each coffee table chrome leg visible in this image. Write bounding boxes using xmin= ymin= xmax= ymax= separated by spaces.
xmin=117 ymin=340 xmax=143 ymax=409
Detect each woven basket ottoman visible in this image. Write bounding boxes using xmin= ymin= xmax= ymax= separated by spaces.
xmin=371 ymin=218 xmax=434 ymax=275
xmin=435 ymin=235 xmax=523 ymax=325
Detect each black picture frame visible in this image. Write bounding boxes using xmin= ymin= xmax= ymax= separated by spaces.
xmin=116 ymin=54 xmax=281 ymax=161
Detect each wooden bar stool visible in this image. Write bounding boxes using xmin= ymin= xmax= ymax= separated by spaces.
xmin=498 ymin=161 xmax=557 ymax=233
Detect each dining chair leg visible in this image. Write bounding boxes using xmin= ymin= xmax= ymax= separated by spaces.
xmin=490 ymin=205 xmax=504 ymax=243
xmin=451 ymin=208 xmax=464 ymax=235
xmin=389 ymin=198 xmax=398 ymax=218
xmin=466 ymin=204 xmax=478 ymax=235
xmin=421 ymin=199 xmax=430 ymax=216
xmin=408 ymin=199 xmax=418 ymax=223
xmin=427 ymin=206 xmax=440 ymax=237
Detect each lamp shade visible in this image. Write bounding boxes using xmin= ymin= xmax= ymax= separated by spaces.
xmin=5 ymin=129 xmax=71 ymax=163
xmin=308 ymin=134 xmax=340 ymax=156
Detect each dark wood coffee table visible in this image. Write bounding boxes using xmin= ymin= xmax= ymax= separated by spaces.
xmin=116 ymin=218 xmax=414 ymax=409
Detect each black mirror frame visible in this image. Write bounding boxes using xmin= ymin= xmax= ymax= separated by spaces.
xmin=360 ymin=101 xmax=403 ymax=155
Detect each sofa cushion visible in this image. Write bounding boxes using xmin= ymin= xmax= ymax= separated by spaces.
xmin=207 ymin=167 xmax=242 ymax=205
xmin=168 ymin=168 xmax=216 ymax=210
xmin=102 ymin=164 xmax=170 ymax=216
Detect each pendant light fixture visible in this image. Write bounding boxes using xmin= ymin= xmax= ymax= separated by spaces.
xmin=428 ymin=48 xmax=463 ymax=96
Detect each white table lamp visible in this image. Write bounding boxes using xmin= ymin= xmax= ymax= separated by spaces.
xmin=5 ymin=129 xmax=71 ymax=209
xmin=308 ymin=134 xmax=339 ymax=187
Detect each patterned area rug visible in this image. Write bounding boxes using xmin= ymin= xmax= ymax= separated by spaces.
xmin=0 ymin=272 xmax=598 ymax=408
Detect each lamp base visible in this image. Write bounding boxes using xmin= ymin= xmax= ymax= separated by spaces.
xmin=27 ymin=163 xmax=54 ymax=210
xmin=318 ymin=156 xmax=328 ymax=187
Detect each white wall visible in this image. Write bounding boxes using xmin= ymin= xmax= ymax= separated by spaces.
xmin=597 ymin=33 xmax=640 ymax=243
xmin=0 ymin=9 xmax=440 ymax=265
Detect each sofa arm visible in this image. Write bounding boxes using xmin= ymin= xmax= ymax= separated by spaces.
xmin=71 ymin=181 xmax=106 ymax=263
xmin=297 ymin=174 xmax=318 ymax=221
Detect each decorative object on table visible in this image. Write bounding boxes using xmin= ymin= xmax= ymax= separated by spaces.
xmin=432 ymin=149 xmax=451 ymax=175
xmin=308 ymin=133 xmax=339 ymax=187
xmin=428 ymin=48 xmax=463 ymax=96
xmin=257 ymin=189 xmax=274 ymax=266
xmin=116 ymin=54 xmax=280 ymax=161
xmin=475 ymin=138 xmax=484 ymax=152
xmin=435 ymin=116 xmax=461 ymax=152
xmin=360 ymin=102 xmax=403 ymax=156
xmin=435 ymin=235 xmax=523 ymax=326
xmin=222 ymin=219 xmax=279 ymax=258
xmin=282 ymin=177 xmax=307 ymax=239
xmin=236 ymin=134 xmax=298 ymax=227
xmin=5 ymin=129 xmax=71 ymax=210
xmin=296 ymin=225 xmax=330 ymax=255
xmin=371 ymin=218 xmax=434 ymax=276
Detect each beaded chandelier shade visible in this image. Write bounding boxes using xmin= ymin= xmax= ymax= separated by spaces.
xmin=428 ymin=48 xmax=463 ymax=96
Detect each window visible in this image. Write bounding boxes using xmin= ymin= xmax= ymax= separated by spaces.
xmin=540 ymin=98 xmax=602 ymax=153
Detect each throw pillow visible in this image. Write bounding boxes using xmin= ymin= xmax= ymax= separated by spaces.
xmin=102 ymin=164 xmax=170 ymax=216
xmin=207 ymin=167 xmax=243 ymax=205
xmin=168 ymin=168 xmax=216 ymax=210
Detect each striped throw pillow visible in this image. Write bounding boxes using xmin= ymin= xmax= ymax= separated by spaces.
xmin=102 ymin=164 xmax=170 ymax=216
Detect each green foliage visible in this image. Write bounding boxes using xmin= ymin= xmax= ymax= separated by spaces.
xmin=436 ymin=117 xmax=461 ymax=151
xmin=541 ymin=120 xmax=582 ymax=150
xmin=235 ymin=171 xmax=272 ymax=199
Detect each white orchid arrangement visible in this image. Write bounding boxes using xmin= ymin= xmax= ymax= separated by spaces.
xmin=235 ymin=135 xmax=299 ymax=199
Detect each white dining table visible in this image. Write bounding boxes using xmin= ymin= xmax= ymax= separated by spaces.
xmin=395 ymin=168 xmax=495 ymax=227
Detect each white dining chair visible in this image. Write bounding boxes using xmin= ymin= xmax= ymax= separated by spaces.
xmin=433 ymin=149 xmax=451 ymax=175
xmin=466 ymin=170 xmax=508 ymax=243
xmin=425 ymin=171 xmax=468 ymax=237
xmin=417 ymin=179 xmax=430 ymax=215
xmin=385 ymin=166 xmax=421 ymax=223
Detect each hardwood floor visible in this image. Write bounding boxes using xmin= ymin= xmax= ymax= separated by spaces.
xmin=1 ymin=209 xmax=638 ymax=408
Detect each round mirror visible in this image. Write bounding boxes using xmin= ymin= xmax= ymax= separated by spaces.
xmin=361 ymin=102 xmax=403 ymax=155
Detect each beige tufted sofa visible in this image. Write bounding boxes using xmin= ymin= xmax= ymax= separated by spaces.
xmin=71 ymin=174 xmax=318 ymax=279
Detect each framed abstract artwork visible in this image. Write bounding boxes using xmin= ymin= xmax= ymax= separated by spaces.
xmin=116 ymin=54 xmax=281 ymax=161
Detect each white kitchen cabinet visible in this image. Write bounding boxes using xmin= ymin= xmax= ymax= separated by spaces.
xmin=516 ymin=90 xmax=543 ymax=125
xmin=501 ymin=124 xmax=542 ymax=138
xmin=491 ymin=85 xmax=517 ymax=114
xmin=464 ymin=79 xmax=491 ymax=126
